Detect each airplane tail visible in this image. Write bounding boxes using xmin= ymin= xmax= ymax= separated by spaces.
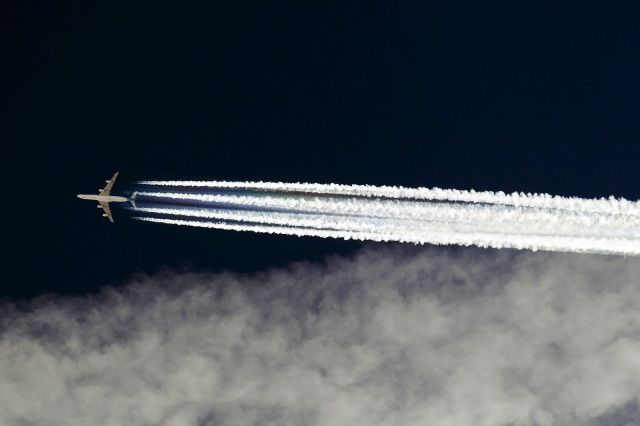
xmin=130 ymin=192 xmax=138 ymax=209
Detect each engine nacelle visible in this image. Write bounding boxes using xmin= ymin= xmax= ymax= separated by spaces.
xmin=106 ymin=180 xmax=111 ymax=183
xmin=97 ymin=205 xmax=103 ymax=209
xmin=102 ymin=214 xmax=108 ymax=217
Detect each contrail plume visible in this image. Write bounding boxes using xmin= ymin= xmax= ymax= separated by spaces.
xmin=131 ymin=183 xmax=640 ymax=256
xmin=138 ymin=180 xmax=640 ymax=215
xmin=135 ymin=191 xmax=640 ymax=236
xmin=132 ymin=216 xmax=640 ymax=257
xmin=133 ymin=216 xmax=393 ymax=242
xmin=133 ymin=204 xmax=638 ymax=238
xmin=135 ymin=191 xmax=640 ymax=226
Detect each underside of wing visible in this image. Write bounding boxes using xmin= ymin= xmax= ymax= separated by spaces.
xmin=99 ymin=172 xmax=119 ymax=196
xmin=99 ymin=202 xmax=114 ymax=222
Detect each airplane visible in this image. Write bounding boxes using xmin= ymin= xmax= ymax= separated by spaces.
xmin=77 ymin=172 xmax=137 ymax=222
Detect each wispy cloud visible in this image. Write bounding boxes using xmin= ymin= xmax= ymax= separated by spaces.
xmin=1 ymin=247 xmax=639 ymax=425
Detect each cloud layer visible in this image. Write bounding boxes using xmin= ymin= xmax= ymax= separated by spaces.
xmin=1 ymin=247 xmax=639 ymax=426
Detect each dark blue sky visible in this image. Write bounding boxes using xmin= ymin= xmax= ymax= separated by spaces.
xmin=6 ymin=1 xmax=640 ymax=299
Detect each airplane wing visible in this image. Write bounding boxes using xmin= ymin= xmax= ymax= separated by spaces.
xmin=100 ymin=201 xmax=114 ymax=223
xmin=99 ymin=172 xmax=119 ymax=196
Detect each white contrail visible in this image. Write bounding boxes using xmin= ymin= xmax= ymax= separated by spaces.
xmin=135 ymin=206 xmax=426 ymax=234
xmin=138 ymin=180 xmax=640 ymax=215
xmin=135 ymin=191 xmax=640 ymax=235
xmin=133 ymin=204 xmax=638 ymax=239
xmin=134 ymin=206 xmax=563 ymax=240
xmin=132 ymin=182 xmax=640 ymax=256
xmin=134 ymin=216 xmax=395 ymax=243
xmin=133 ymin=216 xmax=640 ymax=256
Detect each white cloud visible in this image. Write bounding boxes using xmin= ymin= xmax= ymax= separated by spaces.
xmin=1 ymin=247 xmax=639 ymax=426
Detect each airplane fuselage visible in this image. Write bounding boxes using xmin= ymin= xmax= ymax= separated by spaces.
xmin=78 ymin=172 xmax=136 ymax=222
xmin=77 ymin=194 xmax=129 ymax=203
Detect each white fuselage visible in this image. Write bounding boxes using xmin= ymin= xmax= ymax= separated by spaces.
xmin=77 ymin=194 xmax=129 ymax=203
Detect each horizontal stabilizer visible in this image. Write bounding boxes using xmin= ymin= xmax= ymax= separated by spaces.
xmin=130 ymin=191 xmax=138 ymax=209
